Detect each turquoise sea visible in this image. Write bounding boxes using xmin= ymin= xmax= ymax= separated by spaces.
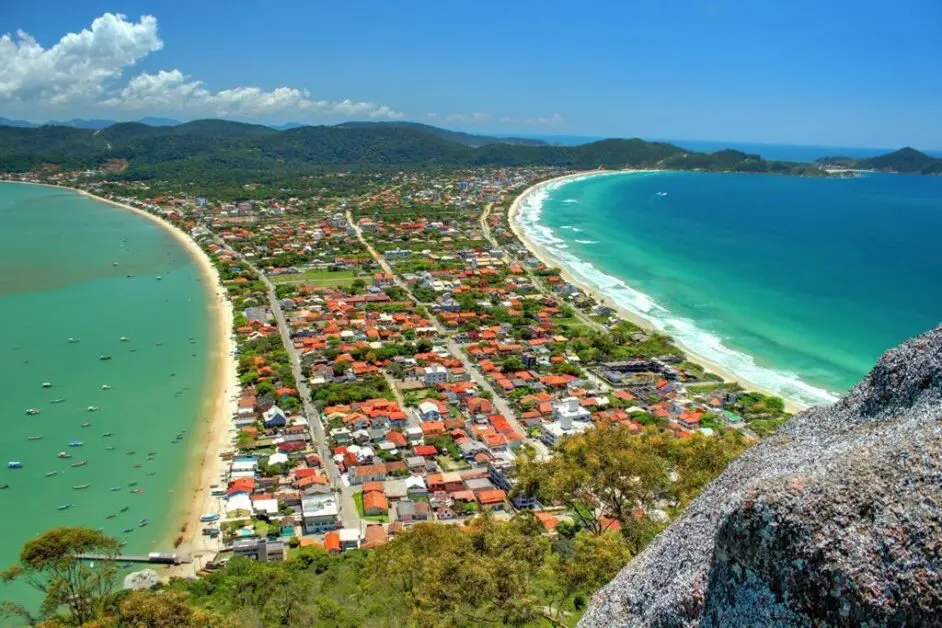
xmin=517 ymin=171 xmax=942 ymax=406
xmin=0 ymin=183 xmax=216 ymax=609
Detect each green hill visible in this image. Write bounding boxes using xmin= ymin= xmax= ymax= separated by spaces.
xmin=0 ymin=118 xmax=906 ymax=180
xmin=816 ymin=147 xmax=942 ymax=174
xmin=334 ymin=121 xmax=547 ymax=147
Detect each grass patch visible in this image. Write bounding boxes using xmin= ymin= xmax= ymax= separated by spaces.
xmin=272 ymin=269 xmax=360 ymax=286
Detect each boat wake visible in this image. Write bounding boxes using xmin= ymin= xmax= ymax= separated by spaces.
xmin=515 ymin=174 xmax=840 ymax=408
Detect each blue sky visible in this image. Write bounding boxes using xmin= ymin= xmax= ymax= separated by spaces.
xmin=2 ymin=0 xmax=941 ymax=148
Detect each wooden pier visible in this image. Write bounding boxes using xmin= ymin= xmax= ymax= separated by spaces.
xmin=74 ymin=552 xmax=191 ymax=565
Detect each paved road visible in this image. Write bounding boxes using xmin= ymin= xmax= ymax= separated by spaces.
xmin=210 ymin=234 xmax=362 ymax=530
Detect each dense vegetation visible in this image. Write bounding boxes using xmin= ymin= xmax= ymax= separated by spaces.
xmin=0 ymin=119 xmax=833 ymax=182
xmin=2 ymin=425 xmax=747 ymax=627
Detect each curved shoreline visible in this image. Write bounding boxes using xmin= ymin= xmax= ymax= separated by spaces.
xmin=508 ymin=171 xmax=827 ymax=412
xmin=10 ymin=181 xmax=234 ymax=573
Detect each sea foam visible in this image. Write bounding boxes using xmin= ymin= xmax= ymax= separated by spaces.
xmin=515 ymin=173 xmax=840 ymax=408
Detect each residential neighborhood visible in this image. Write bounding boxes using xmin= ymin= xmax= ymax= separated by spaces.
xmin=2 ymin=166 xmax=788 ymax=566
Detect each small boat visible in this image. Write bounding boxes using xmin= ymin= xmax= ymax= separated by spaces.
xmin=57 ymin=451 xmax=72 ymax=459
xmin=122 ymin=528 xmax=133 ymax=533
xmin=120 ymin=506 xmax=130 ymax=512
xmin=102 ymin=432 xmax=112 ymax=437
xmin=126 ymin=450 xmax=136 ymax=455
xmin=25 ymin=408 xmax=40 ymax=416
xmin=101 ymin=385 xmax=111 ymax=391
xmin=27 ymin=435 xmax=44 ymax=441
xmin=106 ymin=513 xmax=116 ymax=519
xmin=67 ymin=338 xmax=80 ymax=343
xmin=120 ymin=337 xmax=129 ymax=342
xmin=73 ymin=483 xmax=91 ymax=490
xmin=156 ymin=275 xmax=162 ymax=280
xmin=147 ymin=451 xmax=157 ymax=456
xmin=81 ymin=422 xmax=91 ymax=428
xmin=128 ymin=481 xmax=138 ymax=487
xmin=71 ymin=460 xmax=88 ymax=467
xmin=132 ymin=464 xmax=141 ymax=469
xmin=145 ymin=471 xmax=155 ymax=476
xmin=45 ymin=471 xmax=57 ymax=477
xmin=69 ymin=440 xmax=83 ymax=447
xmin=99 ymin=355 xmax=112 ymax=361
xmin=0 ymin=484 xmax=8 ymax=489
xmin=656 ymin=191 xmax=668 ymax=197
xmin=7 ymin=461 xmax=23 ymax=469
xmin=50 ymin=398 xmax=65 ymax=404
xmin=86 ymin=406 xmax=99 ymax=412
xmin=110 ymin=486 xmax=122 ymax=491
xmin=139 ymin=519 xmax=148 ymax=527
xmin=130 ymin=489 xmax=143 ymax=495
xmin=41 ymin=382 xmax=53 ymax=388
xmin=57 ymin=504 xmax=73 ymax=511
xmin=113 ymin=262 xmax=119 ymax=267
xmin=105 ymin=446 xmax=115 ymax=451
xmin=199 ymin=513 xmax=220 ymax=523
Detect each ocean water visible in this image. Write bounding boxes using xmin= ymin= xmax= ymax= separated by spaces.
xmin=518 ymin=171 xmax=942 ymax=406
xmin=0 ymin=183 xmax=215 ymax=608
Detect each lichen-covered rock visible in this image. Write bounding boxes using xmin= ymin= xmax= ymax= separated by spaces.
xmin=123 ymin=568 xmax=160 ymax=590
xmin=580 ymin=325 xmax=942 ymax=627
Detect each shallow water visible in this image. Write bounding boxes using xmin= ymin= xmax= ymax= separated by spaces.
xmin=0 ymin=183 xmax=215 ymax=609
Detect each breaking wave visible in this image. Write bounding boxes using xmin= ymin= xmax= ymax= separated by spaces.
xmin=514 ymin=173 xmax=840 ymax=408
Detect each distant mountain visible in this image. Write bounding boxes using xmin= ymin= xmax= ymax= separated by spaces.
xmin=335 ymin=121 xmax=547 ymax=147
xmin=817 ymin=147 xmax=942 ymax=174
xmin=0 ymin=118 xmax=891 ymax=182
xmin=0 ymin=116 xmax=36 ymax=128
xmin=271 ymin=122 xmax=306 ymax=130
xmin=136 ymin=117 xmax=181 ymax=127
xmin=46 ymin=118 xmax=117 ymax=130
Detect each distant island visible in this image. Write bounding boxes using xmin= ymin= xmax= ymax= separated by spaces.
xmin=816 ymin=146 xmax=942 ymax=174
xmin=0 ymin=119 xmax=935 ymax=182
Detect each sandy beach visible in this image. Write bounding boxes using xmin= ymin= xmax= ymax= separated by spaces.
xmin=74 ymin=188 xmax=238 ymax=575
xmin=507 ymin=172 xmax=808 ymax=413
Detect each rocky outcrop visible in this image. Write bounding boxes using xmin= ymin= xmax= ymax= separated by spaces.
xmin=123 ymin=568 xmax=160 ymax=590
xmin=580 ymin=325 xmax=942 ymax=627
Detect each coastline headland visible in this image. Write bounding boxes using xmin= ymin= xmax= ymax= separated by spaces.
xmin=507 ymin=171 xmax=827 ymax=413
xmin=15 ymin=181 xmax=237 ymax=576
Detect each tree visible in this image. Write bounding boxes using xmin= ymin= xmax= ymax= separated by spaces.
xmin=118 ymin=590 xmax=230 ymax=627
xmin=365 ymin=515 xmax=562 ymax=626
xmin=514 ymin=425 xmax=669 ymax=535
xmin=542 ymin=530 xmax=632 ymax=620
xmin=1 ymin=527 xmax=121 ymax=625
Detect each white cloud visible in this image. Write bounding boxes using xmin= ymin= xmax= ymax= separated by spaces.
xmin=0 ymin=13 xmax=162 ymax=104
xmin=103 ymin=69 xmax=406 ymax=119
xmin=1 ymin=13 xmax=406 ymax=121
xmin=500 ymin=112 xmax=564 ymax=125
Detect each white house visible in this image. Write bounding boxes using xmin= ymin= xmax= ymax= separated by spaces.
xmin=423 ymin=364 xmax=448 ymax=386
xmin=263 ymin=405 xmax=287 ymax=428
xmin=301 ymin=494 xmax=340 ymax=534
xmin=418 ymin=400 xmax=441 ymax=421
xmin=552 ymin=397 xmax=592 ymax=423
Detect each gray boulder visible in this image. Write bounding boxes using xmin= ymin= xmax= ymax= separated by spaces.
xmin=580 ymin=324 xmax=942 ymax=626
xmin=123 ymin=568 xmax=161 ymax=590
